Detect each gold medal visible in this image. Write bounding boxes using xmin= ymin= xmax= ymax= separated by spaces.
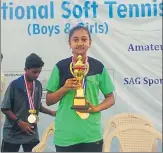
xmin=28 ymin=114 xmax=39 ymax=124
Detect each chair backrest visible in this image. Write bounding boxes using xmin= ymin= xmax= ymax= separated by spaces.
xmin=103 ymin=124 xmax=162 ymax=152
xmin=32 ymin=122 xmax=54 ymax=152
xmin=104 ymin=113 xmax=155 ymax=137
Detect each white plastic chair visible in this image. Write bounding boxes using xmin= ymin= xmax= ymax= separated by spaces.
xmin=103 ymin=124 xmax=162 ymax=152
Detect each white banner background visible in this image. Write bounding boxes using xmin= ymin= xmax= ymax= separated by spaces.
xmin=1 ymin=0 xmax=162 ymax=151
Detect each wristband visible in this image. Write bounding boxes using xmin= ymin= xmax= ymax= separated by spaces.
xmin=14 ymin=117 xmax=21 ymax=124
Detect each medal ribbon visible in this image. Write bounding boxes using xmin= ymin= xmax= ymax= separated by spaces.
xmin=24 ymin=74 xmax=35 ymax=111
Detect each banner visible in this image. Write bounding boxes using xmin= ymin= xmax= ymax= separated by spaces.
xmin=1 ymin=0 xmax=162 ymax=141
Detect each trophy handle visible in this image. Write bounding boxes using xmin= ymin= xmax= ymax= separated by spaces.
xmin=70 ymin=62 xmax=74 ymax=77
xmin=84 ymin=62 xmax=89 ymax=76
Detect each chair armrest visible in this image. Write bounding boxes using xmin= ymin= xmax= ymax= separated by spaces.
xmin=32 ymin=122 xmax=55 ymax=152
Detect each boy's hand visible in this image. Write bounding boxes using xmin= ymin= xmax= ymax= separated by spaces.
xmin=17 ymin=120 xmax=35 ymax=135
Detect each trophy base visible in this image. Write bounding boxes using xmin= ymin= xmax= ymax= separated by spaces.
xmin=71 ymin=105 xmax=89 ymax=110
xmin=71 ymin=97 xmax=89 ymax=110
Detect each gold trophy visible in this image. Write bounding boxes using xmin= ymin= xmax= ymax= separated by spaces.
xmin=70 ymin=55 xmax=89 ymax=111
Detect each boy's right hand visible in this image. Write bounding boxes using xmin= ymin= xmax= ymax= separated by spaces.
xmin=17 ymin=120 xmax=35 ymax=135
xmin=63 ymin=78 xmax=80 ymax=90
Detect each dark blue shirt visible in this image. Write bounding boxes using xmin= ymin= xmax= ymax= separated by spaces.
xmin=1 ymin=75 xmax=42 ymax=144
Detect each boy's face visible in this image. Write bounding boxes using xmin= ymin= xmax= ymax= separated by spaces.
xmin=69 ymin=29 xmax=91 ymax=57
xmin=25 ymin=68 xmax=42 ymax=81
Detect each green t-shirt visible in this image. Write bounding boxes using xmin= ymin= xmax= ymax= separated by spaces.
xmin=46 ymin=57 xmax=115 ymax=146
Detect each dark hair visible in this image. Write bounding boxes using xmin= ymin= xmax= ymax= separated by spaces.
xmin=1 ymin=53 xmax=3 ymax=59
xmin=69 ymin=25 xmax=91 ymax=41
xmin=25 ymin=53 xmax=44 ymax=69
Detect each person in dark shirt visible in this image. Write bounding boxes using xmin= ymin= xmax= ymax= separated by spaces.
xmin=1 ymin=53 xmax=56 ymax=152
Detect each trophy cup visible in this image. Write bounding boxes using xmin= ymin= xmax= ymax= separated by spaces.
xmin=70 ymin=55 xmax=89 ymax=110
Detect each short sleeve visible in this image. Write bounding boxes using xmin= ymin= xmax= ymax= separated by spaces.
xmin=1 ymin=84 xmax=14 ymax=109
xmin=46 ymin=65 xmax=60 ymax=92
xmin=99 ymin=67 xmax=115 ymax=95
